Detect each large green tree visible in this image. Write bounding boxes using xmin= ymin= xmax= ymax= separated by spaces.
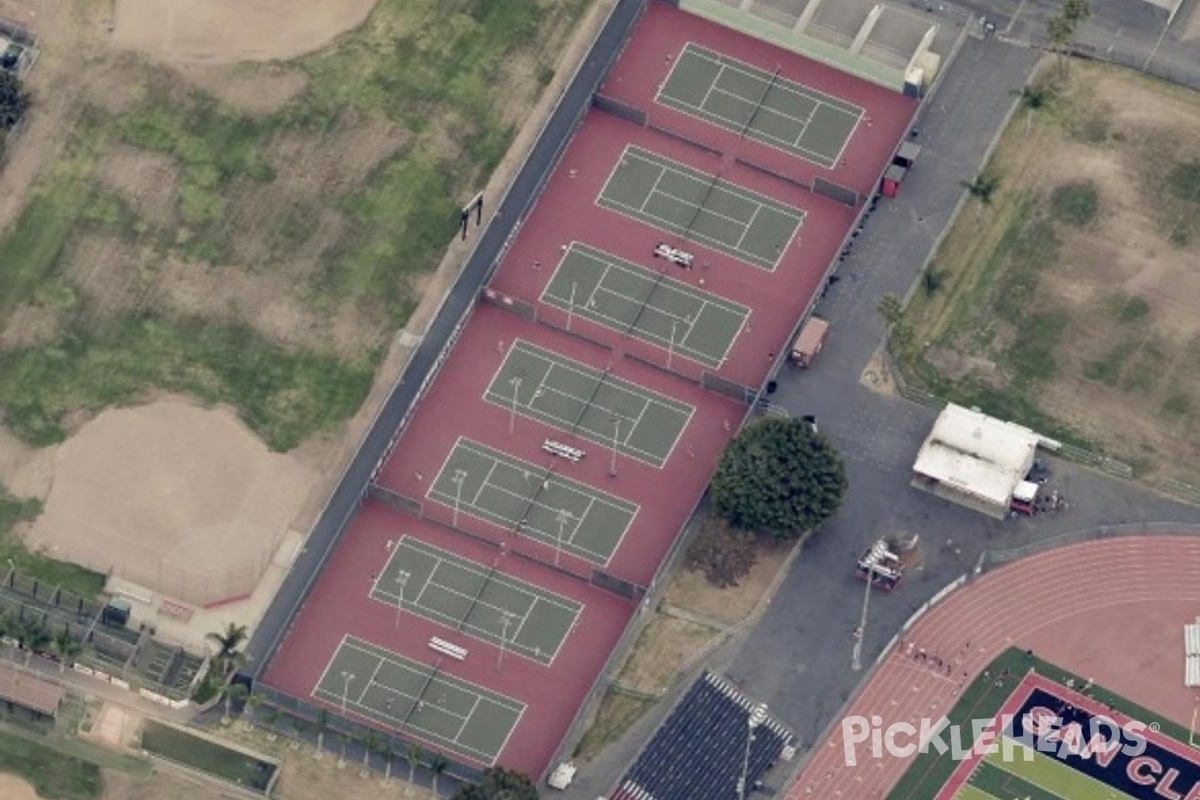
xmin=452 ymin=767 xmax=539 ymax=800
xmin=711 ymin=417 xmax=847 ymax=539
xmin=0 ymin=71 xmax=27 ymax=130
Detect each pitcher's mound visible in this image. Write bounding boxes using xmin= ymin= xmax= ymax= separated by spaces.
xmin=25 ymin=399 xmax=315 ymax=606
xmin=111 ymin=0 xmax=379 ymax=63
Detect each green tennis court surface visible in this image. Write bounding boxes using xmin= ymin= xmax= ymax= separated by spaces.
xmin=954 ymin=741 xmax=1136 ymax=800
xmin=314 ymin=635 xmax=524 ymax=765
xmin=427 ymin=438 xmax=638 ymax=565
xmin=598 ymin=145 xmax=805 ymax=271
xmin=657 ymin=43 xmax=863 ymax=168
xmin=486 ymin=337 xmax=694 ymax=467
xmin=371 ymin=535 xmax=581 ymax=665
xmin=539 ymin=242 xmax=747 ymax=369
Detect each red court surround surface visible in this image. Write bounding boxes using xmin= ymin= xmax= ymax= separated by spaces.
xmin=599 ymin=2 xmax=917 ymax=195
xmin=487 ymin=110 xmax=856 ymax=390
xmin=374 ymin=303 xmax=747 ymax=587
xmin=259 ymin=500 xmax=631 ymax=777
xmin=261 ymin=0 xmax=918 ymax=777
xmin=787 ymin=536 xmax=1200 ymax=800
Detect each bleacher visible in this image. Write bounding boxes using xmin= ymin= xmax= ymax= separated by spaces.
xmin=609 ymin=671 xmax=794 ymax=800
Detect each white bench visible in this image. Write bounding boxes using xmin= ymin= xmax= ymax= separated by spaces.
xmin=429 ymin=637 xmax=467 ymax=661
xmin=157 ymin=599 xmax=194 ymax=621
xmin=542 ymin=440 xmax=584 ymax=462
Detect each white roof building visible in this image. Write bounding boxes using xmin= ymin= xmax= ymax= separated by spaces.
xmin=911 ymin=404 xmax=1047 ymax=518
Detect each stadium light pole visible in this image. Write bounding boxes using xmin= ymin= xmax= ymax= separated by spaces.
xmin=609 ymin=415 xmax=622 ymax=477
xmin=394 ymin=570 xmax=410 ymax=630
xmin=567 ymin=280 xmax=578 ymax=332
xmin=497 ymin=610 xmax=517 ymax=672
xmin=554 ymin=509 xmax=572 ymax=568
xmin=738 ymin=703 xmax=769 ymax=800
xmin=851 ymin=564 xmax=876 ymax=671
xmin=340 ymin=671 xmax=355 ymax=714
xmin=451 ymin=469 xmax=468 ymax=529
xmin=508 ymin=376 xmax=522 ymax=434
xmin=667 ymin=318 xmax=678 ymax=372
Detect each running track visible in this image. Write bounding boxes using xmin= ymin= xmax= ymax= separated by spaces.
xmin=787 ymin=535 xmax=1200 ymax=799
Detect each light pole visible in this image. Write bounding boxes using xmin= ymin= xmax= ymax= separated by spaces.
xmin=609 ymin=415 xmax=622 ymax=477
xmin=738 ymin=703 xmax=769 ymax=800
xmin=508 ymin=375 xmax=522 ymax=434
xmin=567 ymin=280 xmax=578 ymax=331
xmin=851 ymin=563 xmax=876 ymax=671
xmin=394 ymin=570 xmax=410 ymax=630
xmin=340 ymin=671 xmax=355 ymax=713
xmin=554 ymin=509 xmax=572 ymax=568
xmin=451 ymin=469 xmax=468 ymax=528
xmin=497 ymin=610 xmax=516 ymax=671
xmin=667 ymin=318 xmax=678 ymax=372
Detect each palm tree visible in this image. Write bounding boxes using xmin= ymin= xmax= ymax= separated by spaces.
xmin=361 ymin=731 xmax=383 ymax=774
xmin=20 ymin=618 xmax=50 ymax=666
xmin=260 ymin=705 xmax=280 ymax=741
xmin=428 ymin=752 xmax=449 ymax=796
xmin=964 ymin=173 xmax=1000 ymax=205
xmin=1047 ymin=13 xmax=1073 ymax=74
xmin=223 ymin=683 xmax=249 ymax=725
xmin=205 ymin=623 xmax=248 ymax=677
xmin=242 ymin=693 xmax=263 ymax=731
xmin=406 ymin=742 xmax=423 ymax=786
xmin=379 ymin=740 xmax=395 ymax=784
xmin=313 ymin=709 xmax=329 ymax=758
xmin=50 ymin=626 xmax=83 ymax=673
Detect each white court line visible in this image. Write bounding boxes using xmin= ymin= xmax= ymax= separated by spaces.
xmin=358 ymin=655 xmax=385 ymax=705
xmin=470 ymin=460 xmax=499 ymax=507
xmin=640 ymin=166 xmax=669 ymax=214
xmin=460 ymin=438 xmax=637 ymax=516
xmin=622 ymin=146 xmax=803 ymax=214
xmin=680 ymin=42 xmax=864 ymax=115
xmin=398 ymin=535 xmax=586 ymax=614
xmin=456 ymin=695 xmax=483 ymax=741
xmin=651 ymin=180 xmax=756 ymax=230
xmin=312 ymin=632 xmax=350 ymax=702
xmin=735 ymin=204 xmax=763 ymax=251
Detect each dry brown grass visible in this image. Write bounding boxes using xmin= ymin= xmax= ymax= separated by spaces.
xmin=664 ymin=538 xmax=792 ymax=626
xmin=904 ymin=60 xmax=1200 ymax=483
xmin=618 ymin=616 xmax=721 ymax=695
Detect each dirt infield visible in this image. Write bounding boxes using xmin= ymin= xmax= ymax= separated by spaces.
xmin=0 ymin=775 xmax=40 ymax=800
xmin=111 ymin=0 xmax=378 ymax=63
xmin=22 ymin=399 xmax=315 ymax=605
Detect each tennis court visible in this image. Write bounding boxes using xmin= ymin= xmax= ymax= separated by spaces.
xmin=427 ymin=438 xmax=639 ymax=565
xmin=540 ymin=242 xmax=747 ymax=369
xmin=371 ymin=536 xmax=581 ymax=665
xmin=314 ymin=635 xmax=524 ymax=765
xmin=486 ymin=337 xmax=694 ymax=467
xmin=597 ymin=145 xmax=805 ymax=271
xmin=657 ymin=43 xmax=863 ymax=168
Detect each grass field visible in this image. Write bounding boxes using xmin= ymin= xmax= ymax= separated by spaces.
xmin=0 ymin=0 xmax=590 ymax=451
xmin=140 ymin=720 xmax=275 ymax=792
xmin=0 ymin=727 xmax=104 ymax=800
xmin=0 ymin=489 xmax=104 ymax=597
xmin=892 ymin=62 xmax=1200 ymax=487
xmin=888 ymin=648 xmax=1195 ymax=800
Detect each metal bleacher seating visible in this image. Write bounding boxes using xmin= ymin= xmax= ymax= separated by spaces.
xmin=609 ymin=671 xmax=795 ymax=800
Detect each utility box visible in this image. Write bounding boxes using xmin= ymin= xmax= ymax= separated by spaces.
xmin=789 ymin=317 xmax=829 ymax=367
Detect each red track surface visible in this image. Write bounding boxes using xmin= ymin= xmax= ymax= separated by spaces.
xmin=258 ymin=498 xmax=632 ymax=777
xmin=487 ymin=110 xmax=856 ymax=390
xmin=262 ymin=1 xmax=918 ymax=777
xmin=786 ymin=536 xmax=1200 ymax=800
xmin=599 ymin=2 xmax=917 ymax=195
